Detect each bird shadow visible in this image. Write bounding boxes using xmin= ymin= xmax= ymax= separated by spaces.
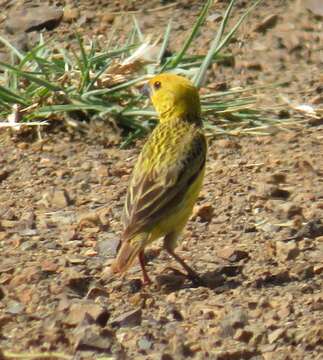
xmin=154 ymin=264 xmax=243 ymax=293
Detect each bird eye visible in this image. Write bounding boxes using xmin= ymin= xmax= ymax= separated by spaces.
xmin=153 ymin=81 xmax=161 ymax=90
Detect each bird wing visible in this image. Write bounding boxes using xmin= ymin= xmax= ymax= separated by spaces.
xmin=122 ymin=129 xmax=206 ymax=241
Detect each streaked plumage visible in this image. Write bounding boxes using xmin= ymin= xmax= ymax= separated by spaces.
xmin=111 ymin=73 xmax=207 ymax=284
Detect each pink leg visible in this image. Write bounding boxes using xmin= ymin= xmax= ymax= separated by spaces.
xmin=164 ymin=233 xmax=205 ymax=286
xmin=139 ymin=251 xmax=151 ymax=285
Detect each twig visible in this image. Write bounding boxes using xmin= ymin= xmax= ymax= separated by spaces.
xmin=110 ymin=3 xmax=177 ymax=15
xmin=3 ymin=351 xmax=72 ymax=360
xmin=0 ymin=122 xmax=48 ymax=128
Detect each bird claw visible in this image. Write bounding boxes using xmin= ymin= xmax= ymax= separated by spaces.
xmin=162 ymin=266 xmax=206 ymax=287
xmin=161 ymin=266 xmax=187 ymax=277
xmin=187 ymin=273 xmax=207 ymax=287
xmin=142 ymin=274 xmax=152 ymax=286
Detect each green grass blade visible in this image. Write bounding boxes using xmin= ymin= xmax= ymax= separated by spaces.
xmin=122 ymin=109 xmax=156 ymax=117
xmin=0 ymin=97 xmax=11 ymax=110
xmin=194 ymin=0 xmax=236 ymax=88
xmin=76 ymin=33 xmax=91 ymax=92
xmin=132 ymin=15 xmax=144 ymax=43
xmin=35 ymin=103 xmax=110 ymax=114
xmin=88 ymin=39 xmax=97 ymax=61
xmin=120 ymin=128 xmax=145 ymax=148
xmin=213 ymin=0 xmax=236 ymax=46
xmin=124 ymin=24 xmax=137 ymax=60
xmin=0 ymin=85 xmax=30 ymax=106
xmin=216 ymin=0 xmax=263 ymax=55
xmin=82 ymin=75 xmax=147 ymax=99
xmin=161 ymin=0 xmax=212 ymax=71
xmin=85 ymin=61 xmax=112 ymax=92
xmin=91 ymin=45 xmax=139 ymax=64
xmin=59 ymin=48 xmax=74 ymax=69
xmin=76 ymin=33 xmax=88 ymax=69
xmin=0 ymin=35 xmax=24 ymax=60
xmin=157 ymin=20 xmax=172 ymax=64
xmin=194 ymin=0 xmax=262 ymax=88
xmin=0 ymin=61 xmax=62 ymax=91
xmin=18 ymin=41 xmax=50 ymax=69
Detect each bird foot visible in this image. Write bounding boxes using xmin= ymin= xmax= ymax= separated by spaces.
xmin=162 ymin=266 xmax=206 ymax=287
xmin=161 ymin=266 xmax=187 ymax=277
xmin=142 ymin=274 xmax=152 ymax=286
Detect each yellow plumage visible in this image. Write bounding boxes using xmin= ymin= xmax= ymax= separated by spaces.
xmin=111 ymin=73 xmax=207 ymax=284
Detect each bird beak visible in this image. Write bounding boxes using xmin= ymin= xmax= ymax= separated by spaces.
xmin=140 ymin=83 xmax=151 ymax=97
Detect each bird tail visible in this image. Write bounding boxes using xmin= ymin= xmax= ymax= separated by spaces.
xmin=111 ymin=233 xmax=148 ymax=274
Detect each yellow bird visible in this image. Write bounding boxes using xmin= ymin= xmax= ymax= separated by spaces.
xmin=111 ymin=73 xmax=207 ymax=285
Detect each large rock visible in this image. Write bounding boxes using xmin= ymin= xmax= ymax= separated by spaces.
xmin=64 ymin=301 xmax=110 ymax=327
xmin=305 ymin=0 xmax=323 ymax=17
xmin=74 ymin=326 xmax=115 ymax=353
xmin=5 ymin=6 xmax=63 ymax=34
xmin=111 ymin=308 xmax=142 ymax=328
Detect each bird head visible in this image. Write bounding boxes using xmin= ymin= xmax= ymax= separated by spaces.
xmin=142 ymin=73 xmax=201 ymax=124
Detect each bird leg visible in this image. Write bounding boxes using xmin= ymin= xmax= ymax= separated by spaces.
xmin=163 ymin=233 xmax=205 ymax=286
xmin=139 ymin=251 xmax=151 ymax=285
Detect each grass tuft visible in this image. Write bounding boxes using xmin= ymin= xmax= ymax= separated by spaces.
xmin=0 ymin=0 xmax=292 ymax=144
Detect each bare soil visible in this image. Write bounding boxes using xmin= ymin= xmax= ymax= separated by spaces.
xmin=0 ymin=1 xmax=322 ymax=359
